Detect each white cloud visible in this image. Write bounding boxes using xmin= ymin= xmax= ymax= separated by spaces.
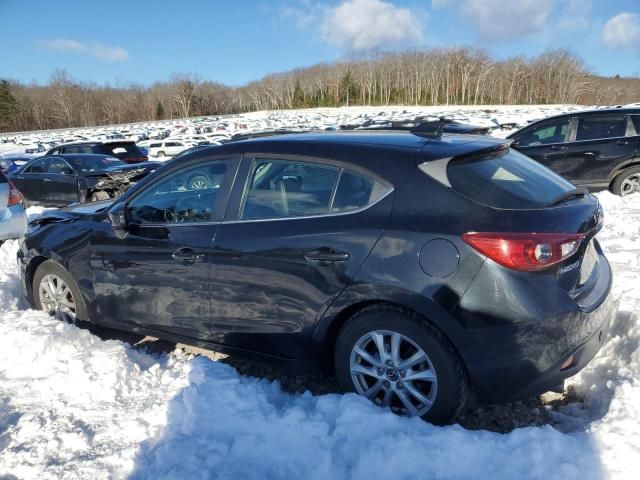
xmin=460 ymin=0 xmax=555 ymax=41
xmin=41 ymin=38 xmax=129 ymax=62
xmin=285 ymin=0 xmax=424 ymax=51
xmin=555 ymin=0 xmax=592 ymax=32
xmin=602 ymin=13 xmax=640 ymax=50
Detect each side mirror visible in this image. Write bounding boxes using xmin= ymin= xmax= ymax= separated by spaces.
xmin=510 ymin=140 xmax=520 ymax=148
xmin=108 ymin=203 xmax=128 ymax=238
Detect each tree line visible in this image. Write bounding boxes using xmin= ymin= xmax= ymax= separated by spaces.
xmin=1 ymin=48 xmax=639 ymax=133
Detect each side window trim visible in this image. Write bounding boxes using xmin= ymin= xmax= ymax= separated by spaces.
xmin=228 ymin=154 xmax=393 ymax=224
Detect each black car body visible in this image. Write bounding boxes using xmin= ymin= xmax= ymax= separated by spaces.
xmin=10 ymin=154 xmax=156 ymax=206
xmin=508 ymin=108 xmax=640 ymax=195
xmin=46 ymin=140 xmax=149 ymax=164
xmin=18 ymin=132 xmax=613 ymax=423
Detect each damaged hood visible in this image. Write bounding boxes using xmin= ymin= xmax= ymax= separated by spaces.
xmin=82 ymin=162 xmax=157 ymax=181
xmin=29 ymin=200 xmax=113 ymax=227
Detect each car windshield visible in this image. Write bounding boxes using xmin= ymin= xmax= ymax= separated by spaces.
xmin=67 ymin=156 xmax=126 ymax=172
xmin=445 ymin=147 xmax=576 ymax=209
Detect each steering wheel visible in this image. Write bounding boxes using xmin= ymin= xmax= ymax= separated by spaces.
xmin=175 ymin=196 xmax=204 ymax=222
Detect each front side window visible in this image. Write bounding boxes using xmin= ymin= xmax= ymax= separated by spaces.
xmin=241 ymin=159 xmax=338 ymax=220
xmin=576 ymin=115 xmax=627 ymax=141
xmin=25 ymin=158 xmax=48 ymax=173
xmin=518 ymin=119 xmax=569 ymax=147
xmin=127 ymin=160 xmax=229 ymax=224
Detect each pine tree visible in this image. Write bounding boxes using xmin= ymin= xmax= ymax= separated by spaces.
xmin=155 ymin=100 xmax=165 ymax=120
xmin=0 ymin=80 xmax=17 ymax=132
xmin=292 ymin=79 xmax=305 ymax=108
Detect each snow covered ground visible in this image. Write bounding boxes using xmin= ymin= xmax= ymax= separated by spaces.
xmin=0 ymin=106 xmax=639 ymax=479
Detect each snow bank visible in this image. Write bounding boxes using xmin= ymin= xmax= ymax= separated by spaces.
xmin=0 ymin=191 xmax=639 ymax=478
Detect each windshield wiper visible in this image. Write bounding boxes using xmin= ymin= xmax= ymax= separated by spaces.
xmin=549 ymin=187 xmax=589 ymax=206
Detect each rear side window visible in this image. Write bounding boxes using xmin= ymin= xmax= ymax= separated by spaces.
xmin=241 ymin=159 xmax=338 ymax=220
xmin=332 ymin=171 xmax=389 ymax=212
xmin=576 ymin=115 xmax=626 ymax=141
xmin=631 ymin=116 xmax=640 ymax=135
xmin=443 ymin=148 xmax=575 ymax=209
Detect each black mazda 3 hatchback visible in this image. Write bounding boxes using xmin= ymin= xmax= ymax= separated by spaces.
xmin=18 ymin=131 xmax=613 ymax=424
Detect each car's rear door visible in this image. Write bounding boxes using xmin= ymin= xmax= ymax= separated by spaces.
xmin=208 ymin=155 xmax=394 ymax=358
xmin=563 ymin=113 xmax=633 ymax=188
xmin=43 ymin=157 xmax=79 ymax=206
xmin=89 ymin=156 xmax=239 ymax=340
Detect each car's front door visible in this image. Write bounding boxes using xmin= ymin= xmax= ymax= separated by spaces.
xmin=512 ymin=117 xmax=571 ymax=173
xmin=43 ymin=157 xmax=79 ymax=206
xmin=89 ymin=156 xmax=239 ymax=340
xmin=563 ymin=114 xmax=638 ymax=188
xmin=10 ymin=157 xmax=51 ymax=204
xmin=208 ymin=155 xmax=394 ymax=358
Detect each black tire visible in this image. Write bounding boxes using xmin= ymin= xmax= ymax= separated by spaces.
xmin=89 ymin=190 xmax=111 ymax=202
xmin=334 ymin=305 xmax=468 ymax=425
xmin=611 ymin=166 xmax=640 ymax=196
xmin=32 ymin=259 xmax=88 ymax=323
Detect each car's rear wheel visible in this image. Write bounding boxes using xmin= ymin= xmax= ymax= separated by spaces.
xmin=334 ymin=305 xmax=468 ymax=425
xmin=612 ymin=166 xmax=640 ymax=196
xmin=89 ymin=191 xmax=111 ymax=202
xmin=33 ymin=260 xmax=87 ymax=323
xmin=187 ymin=174 xmax=212 ymax=190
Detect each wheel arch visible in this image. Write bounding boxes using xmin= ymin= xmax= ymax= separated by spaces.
xmin=24 ymin=255 xmax=51 ymax=304
xmin=608 ymin=158 xmax=640 ymax=184
xmin=312 ymin=284 xmax=469 ymax=375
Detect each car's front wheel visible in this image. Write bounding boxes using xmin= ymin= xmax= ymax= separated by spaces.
xmin=33 ymin=260 xmax=88 ymax=324
xmin=612 ymin=166 xmax=640 ymax=196
xmin=334 ymin=305 xmax=468 ymax=425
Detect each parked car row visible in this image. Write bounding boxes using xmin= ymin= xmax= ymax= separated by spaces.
xmin=15 ymin=123 xmax=616 ymax=425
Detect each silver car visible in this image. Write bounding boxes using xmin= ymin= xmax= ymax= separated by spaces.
xmin=0 ymin=172 xmax=27 ymax=245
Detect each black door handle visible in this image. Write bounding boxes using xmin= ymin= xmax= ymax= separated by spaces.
xmin=172 ymin=247 xmax=205 ymax=264
xmin=305 ymin=248 xmax=350 ymax=263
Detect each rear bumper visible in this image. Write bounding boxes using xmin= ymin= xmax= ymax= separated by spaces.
xmin=458 ymin=248 xmax=614 ymax=404
xmin=0 ymin=204 xmax=27 ymax=241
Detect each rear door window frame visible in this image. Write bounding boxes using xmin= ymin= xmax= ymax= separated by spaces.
xmin=568 ymin=114 xmax=631 ymax=143
xmin=224 ymin=153 xmax=394 ymax=223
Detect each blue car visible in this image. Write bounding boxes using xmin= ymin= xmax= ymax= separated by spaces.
xmin=0 ymin=155 xmax=38 ymax=175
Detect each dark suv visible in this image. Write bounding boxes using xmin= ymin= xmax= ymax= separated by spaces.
xmin=508 ymin=108 xmax=640 ymax=195
xmin=46 ymin=140 xmax=148 ymax=164
xmin=18 ymin=131 xmax=613 ymax=424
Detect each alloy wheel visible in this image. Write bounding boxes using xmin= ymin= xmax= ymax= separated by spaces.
xmin=38 ymin=274 xmax=77 ymax=323
xmin=349 ymin=329 xmax=438 ymax=417
xmin=621 ymin=174 xmax=640 ymax=196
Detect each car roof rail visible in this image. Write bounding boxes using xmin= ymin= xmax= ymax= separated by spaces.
xmin=225 ymin=129 xmax=307 ymax=143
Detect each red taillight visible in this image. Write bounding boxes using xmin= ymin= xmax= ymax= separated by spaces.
xmin=462 ymin=232 xmax=584 ymax=272
xmin=7 ymin=180 xmax=22 ymax=207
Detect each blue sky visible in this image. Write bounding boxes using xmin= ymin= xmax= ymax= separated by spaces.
xmin=1 ymin=0 xmax=639 ymax=87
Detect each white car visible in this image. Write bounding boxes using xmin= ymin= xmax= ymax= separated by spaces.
xmin=147 ymin=140 xmax=191 ymax=158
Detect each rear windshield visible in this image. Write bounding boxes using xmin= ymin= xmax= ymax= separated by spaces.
xmin=67 ymin=156 xmax=126 ymax=172
xmin=446 ymin=148 xmax=575 ymax=209
xmin=100 ymin=142 xmax=144 ymax=156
